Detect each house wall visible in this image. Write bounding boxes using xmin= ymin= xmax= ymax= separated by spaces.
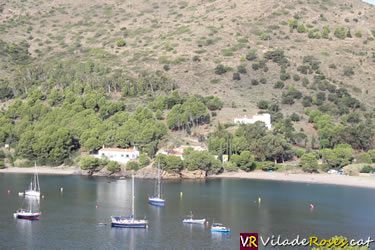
xmin=96 ymin=150 xmax=140 ymax=164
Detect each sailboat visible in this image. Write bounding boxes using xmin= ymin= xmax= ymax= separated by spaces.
xmin=111 ymin=175 xmax=148 ymax=228
xmin=182 ymin=211 xmax=206 ymax=224
xmin=14 ymin=198 xmax=41 ymax=220
xmin=25 ymin=162 xmax=40 ymax=197
xmin=148 ymin=161 xmax=165 ymax=206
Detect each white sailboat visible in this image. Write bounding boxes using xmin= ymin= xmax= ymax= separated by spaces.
xmin=25 ymin=162 xmax=40 ymax=197
xmin=183 ymin=211 xmax=206 ymax=224
xmin=148 ymin=161 xmax=165 ymax=206
xmin=14 ymin=197 xmax=41 ymax=220
xmin=111 ymin=175 xmax=148 ymax=228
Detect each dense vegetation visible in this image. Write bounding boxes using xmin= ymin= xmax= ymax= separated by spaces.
xmin=0 ymin=0 xmax=375 ymax=175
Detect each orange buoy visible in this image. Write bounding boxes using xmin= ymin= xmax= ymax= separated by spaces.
xmin=8 ymin=190 xmax=10 ymax=195
xmin=96 ymin=205 xmax=98 ymax=209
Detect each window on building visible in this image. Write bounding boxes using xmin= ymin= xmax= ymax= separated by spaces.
xmin=121 ymin=154 xmax=124 ymax=157
xmin=126 ymin=154 xmax=129 ymax=158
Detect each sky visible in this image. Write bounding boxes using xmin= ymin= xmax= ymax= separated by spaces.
xmin=362 ymin=0 xmax=375 ymax=4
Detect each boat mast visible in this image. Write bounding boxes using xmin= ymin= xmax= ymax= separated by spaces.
xmin=33 ymin=162 xmax=37 ymax=191
xmin=132 ymin=175 xmax=135 ymax=219
xmin=35 ymin=161 xmax=40 ymax=192
xmin=157 ymin=160 xmax=161 ymax=198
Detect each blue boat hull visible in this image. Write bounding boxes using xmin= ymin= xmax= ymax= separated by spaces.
xmin=148 ymin=200 xmax=165 ymax=206
xmin=211 ymin=228 xmax=231 ymax=233
xmin=16 ymin=214 xmax=40 ymax=220
xmin=111 ymin=222 xmax=147 ymax=228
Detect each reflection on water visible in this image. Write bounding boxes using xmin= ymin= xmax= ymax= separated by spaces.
xmin=110 ymin=227 xmax=148 ymax=249
xmin=1 ymin=174 xmax=375 ymax=249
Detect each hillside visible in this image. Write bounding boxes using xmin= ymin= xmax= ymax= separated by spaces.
xmin=0 ymin=0 xmax=375 ymax=172
xmin=1 ymin=0 xmax=375 ymax=113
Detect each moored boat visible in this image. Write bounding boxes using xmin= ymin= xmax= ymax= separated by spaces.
xmin=25 ymin=162 xmax=40 ymax=197
xmin=182 ymin=211 xmax=206 ymax=224
xmin=148 ymin=161 xmax=165 ymax=206
xmin=210 ymin=223 xmax=230 ymax=233
xmin=111 ymin=175 xmax=148 ymax=228
xmin=13 ymin=209 xmax=40 ymax=220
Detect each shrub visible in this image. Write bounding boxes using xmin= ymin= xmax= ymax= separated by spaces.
xmin=80 ymin=156 xmax=100 ymax=170
xmin=237 ymin=64 xmax=247 ymax=74
xmin=274 ymin=81 xmax=284 ymax=89
xmin=257 ymin=161 xmax=278 ymax=171
xmin=295 ymin=149 xmax=305 ymax=158
xmin=107 ymin=161 xmax=121 ymax=172
xmin=300 ymin=152 xmax=318 ymax=173
xmin=138 ymin=154 xmax=150 ymax=168
xmin=360 ymin=165 xmax=374 ymax=173
xmin=163 ymin=65 xmax=170 ymax=71
xmin=116 ymin=39 xmax=126 ymax=47
xmin=280 ymin=73 xmax=291 ymax=81
xmin=334 ymin=27 xmax=346 ymax=39
xmin=343 ymin=66 xmax=354 ymax=77
xmin=192 ymin=55 xmax=201 ymax=62
xmin=297 ymin=24 xmax=305 ymax=33
xmin=233 ymin=72 xmax=241 ymax=80
xmin=302 ymin=96 xmax=312 ymax=107
xmin=155 ymin=110 xmax=163 ymax=120
xmin=257 ymin=100 xmax=269 ymax=109
xmin=290 ymin=112 xmax=300 ymax=121
xmin=126 ymin=161 xmax=139 ymax=171
xmin=293 ymin=74 xmax=300 ymax=81
xmin=13 ymin=159 xmax=32 ymax=168
xmin=354 ymin=30 xmax=362 ymax=38
xmin=251 ymin=79 xmax=259 ymax=86
xmin=246 ymin=51 xmax=257 ymax=61
xmin=224 ymin=162 xmax=238 ymax=172
xmin=329 ymin=64 xmax=336 ymax=69
xmin=0 ymin=159 xmax=4 ymax=169
xmin=215 ymin=64 xmax=227 ymax=75
xmin=260 ymin=78 xmax=267 ymax=84
xmin=252 ymin=63 xmax=260 ymax=70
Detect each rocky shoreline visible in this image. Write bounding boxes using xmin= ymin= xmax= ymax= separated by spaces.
xmin=0 ymin=165 xmax=207 ymax=180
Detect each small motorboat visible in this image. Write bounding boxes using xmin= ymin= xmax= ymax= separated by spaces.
xmin=210 ymin=223 xmax=230 ymax=233
xmin=18 ymin=192 xmax=24 ymax=196
xmin=182 ymin=211 xmax=206 ymax=224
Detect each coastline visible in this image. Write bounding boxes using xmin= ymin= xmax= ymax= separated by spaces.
xmin=211 ymin=171 xmax=375 ymax=189
xmin=1 ymin=166 xmax=375 ymax=189
xmin=0 ymin=166 xmax=81 ymax=175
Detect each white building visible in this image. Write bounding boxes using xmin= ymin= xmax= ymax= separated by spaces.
xmin=234 ymin=113 xmax=272 ymax=129
xmin=96 ymin=146 xmax=139 ymax=164
xmin=160 ymin=145 xmax=207 ymax=160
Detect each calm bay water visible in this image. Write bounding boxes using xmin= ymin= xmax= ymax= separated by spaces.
xmin=0 ymin=174 xmax=375 ymax=249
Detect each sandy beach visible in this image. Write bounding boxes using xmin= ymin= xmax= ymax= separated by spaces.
xmin=0 ymin=166 xmax=81 ymax=175
xmin=212 ymin=171 xmax=375 ymax=189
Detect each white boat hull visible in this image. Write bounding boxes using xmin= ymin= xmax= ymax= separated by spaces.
xmin=183 ymin=218 xmax=206 ymax=224
xmin=25 ymin=190 xmax=40 ymax=197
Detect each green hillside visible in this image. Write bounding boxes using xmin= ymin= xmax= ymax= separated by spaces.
xmin=0 ymin=0 xmax=375 ymax=173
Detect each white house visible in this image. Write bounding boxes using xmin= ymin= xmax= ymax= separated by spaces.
xmin=234 ymin=113 xmax=272 ymax=129
xmin=160 ymin=145 xmax=207 ymax=160
xmin=96 ymin=146 xmax=139 ymax=164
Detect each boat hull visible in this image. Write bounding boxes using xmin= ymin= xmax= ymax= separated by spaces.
xmin=148 ymin=198 xmax=165 ymax=206
xmin=211 ymin=228 xmax=230 ymax=233
xmin=14 ymin=213 xmax=40 ymax=220
xmin=111 ymin=222 xmax=147 ymax=228
xmin=183 ymin=219 xmax=206 ymax=224
xmin=25 ymin=190 xmax=40 ymax=197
